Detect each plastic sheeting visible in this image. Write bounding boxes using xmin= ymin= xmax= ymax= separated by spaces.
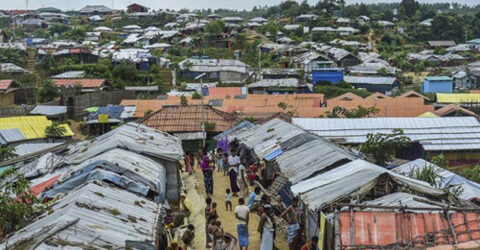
xmin=43 ymin=169 xmax=150 ymax=197
xmin=1 ymin=182 xmax=159 ymax=249
xmin=291 ymin=159 xmax=445 ymax=210
xmin=67 ymin=123 xmax=183 ymax=163
xmin=393 ymin=159 xmax=480 ymax=200
xmin=277 ymin=136 xmax=355 ymax=184
xmin=57 ymin=148 xmax=167 ymax=200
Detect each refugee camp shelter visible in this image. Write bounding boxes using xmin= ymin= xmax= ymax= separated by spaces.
xmin=421 ymin=76 xmax=453 ymax=94
xmin=0 ymin=116 xmax=74 ymax=145
xmin=142 ymin=105 xmax=241 ymax=152
xmin=393 ymin=158 xmax=480 ymax=200
xmin=293 ymin=117 xmax=480 ymax=165
xmin=0 ymin=79 xmax=19 ymax=106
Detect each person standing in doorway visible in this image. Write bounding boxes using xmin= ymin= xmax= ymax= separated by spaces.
xmin=235 ymin=197 xmax=250 ymax=250
xmin=227 ymin=150 xmax=240 ymax=196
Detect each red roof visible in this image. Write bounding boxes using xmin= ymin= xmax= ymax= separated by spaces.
xmin=208 ymin=87 xmax=243 ymax=97
xmin=31 ymin=174 xmax=61 ymax=196
xmin=0 ymin=80 xmax=14 ymax=91
xmin=52 ymin=79 xmax=106 ymax=88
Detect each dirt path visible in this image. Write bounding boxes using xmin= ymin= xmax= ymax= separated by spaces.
xmin=186 ymin=164 xmax=288 ymax=250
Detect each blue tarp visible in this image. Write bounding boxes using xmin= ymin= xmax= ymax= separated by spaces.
xmin=265 ymin=148 xmax=283 ymax=161
xmin=42 ymin=169 xmax=150 ymax=198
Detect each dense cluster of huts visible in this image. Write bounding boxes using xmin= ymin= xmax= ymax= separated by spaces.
xmin=220 ymin=118 xmax=480 ymax=248
xmin=0 ymin=123 xmax=184 ymax=249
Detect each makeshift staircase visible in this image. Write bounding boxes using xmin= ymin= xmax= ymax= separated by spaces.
xmin=26 ymin=48 xmax=42 ymax=87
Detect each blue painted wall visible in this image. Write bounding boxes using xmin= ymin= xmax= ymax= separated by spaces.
xmin=312 ymin=69 xmax=344 ymax=84
xmin=421 ymin=79 xmax=453 ymax=93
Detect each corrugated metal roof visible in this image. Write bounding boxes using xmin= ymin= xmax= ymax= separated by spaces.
xmin=291 ymin=159 xmax=445 ymax=210
xmin=0 ymin=128 xmax=25 ymax=145
xmin=344 ymin=76 xmax=397 ymax=85
xmin=30 ymin=105 xmax=67 ymax=116
xmin=14 ymin=142 xmax=62 ymax=156
xmin=51 ymin=71 xmax=85 ymax=79
xmin=436 ymin=93 xmax=480 ymax=103
xmin=1 ymin=182 xmax=159 ymax=249
xmin=292 ymin=117 xmax=480 ymax=151
xmin=248 ymin=78 xmax=302 ymax=88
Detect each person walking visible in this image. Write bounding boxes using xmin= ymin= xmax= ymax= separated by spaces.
xmin=201 ymin=151 xmax=214 ymax=197
xmin=259 ymin=205 xmax=276 ymax=250
xmin=227 ymin=150 xmax=240 ymax=196
xmin=235 ymin=197 xmax=250 ymax=250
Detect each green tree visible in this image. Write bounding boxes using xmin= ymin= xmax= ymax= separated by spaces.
xmin=180 ymin=95 xmax=188 ymax=105
xmin=191 ymin=92 xmax=202 ymax=100
xmin=45 ymin=122 xmax=67 ymax=139
xmin=399 ymin=0 xmax=419 ymax=19
xmin=0 ymin=169 xmax=39 ymax=234
xmin=37 ymin=79 xmax=60 ymax=103
xmin=0 ymin=146 xmax=17 ymax=162
xmin=360 ymin=129 xmax=411 ymax=166
xmin=205 ymin=20 xmax=225 ymax=36
xmin=409 ymin=165 xmax=444 ymax=188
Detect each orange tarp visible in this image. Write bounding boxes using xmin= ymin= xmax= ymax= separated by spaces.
xmin=339 ymin=211 xmax=480 ymax=248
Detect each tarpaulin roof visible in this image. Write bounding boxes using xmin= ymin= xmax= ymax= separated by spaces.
xmin=67 ymin=123 xmax=183 ymax=163
xmin=291 ymin=159 xmax=445 ymax=210
xmin=45 ymin=148 xmax=167 ymax=200
xmin=276 ymin=137 xmax=355 ymax=184
xmin=360 ymin=192 xmax=442 ymax=212
xmin=1 ymin=182 xmax=159 ymax=249
xmin=214 ymin=120 xmax=254 ymax=140
xmin=393 ymin=159 xmax=480 ymax=200
xmin=232 ymin=118 xmax=306 ymax=160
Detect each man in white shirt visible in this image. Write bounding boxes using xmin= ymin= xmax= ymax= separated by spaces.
xmin=228 ymin=150 xmax=241 ymax=196
xmin=235 ymin=197 xmax=250 ymax=250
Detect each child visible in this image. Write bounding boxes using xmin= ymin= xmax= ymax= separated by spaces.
xmin=216 ymin=149 xmax=223 ymax=172
xmin=222 ymin=152 xmax=229 ymax=176
xmin=210 ymin=202 xmax=218 ymax=217
xmin=225 ymin=188 xmax=232 ymax=211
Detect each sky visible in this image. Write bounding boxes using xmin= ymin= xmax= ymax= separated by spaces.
xmin=1 ymin=0 xmax=477 ymax=11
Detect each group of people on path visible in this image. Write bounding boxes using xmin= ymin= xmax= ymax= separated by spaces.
xmin=185 ymin=145 xmax=319 ymax=250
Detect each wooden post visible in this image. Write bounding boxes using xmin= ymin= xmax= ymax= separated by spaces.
xmin=350 ymin=207 xmax=355 ymax=246
xmin=334 ymin=209 xmax=341 ymax=250
xmin=446 ymin=212 xmax=458 ymax=244
xmin=463 ymin=211 xmax=472 ymax=241
xmin=440 ymin=213 xmax=450 ymax=244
